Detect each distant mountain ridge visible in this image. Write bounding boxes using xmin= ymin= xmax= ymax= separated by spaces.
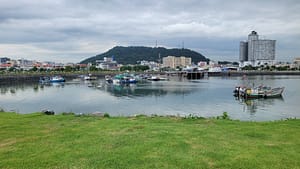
xmin=80 ymin=46 xmax=209 ymax=64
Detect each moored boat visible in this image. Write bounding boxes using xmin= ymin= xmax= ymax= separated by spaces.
xmin=234 ymin=85 xmax=284 ymax=99
xmin=39 ymin=76 xmax=65 ymax=83
xmin=50 ymin=76 xmax=65 ymax=83
xmin=105 ymin=75 xmax=113 ymax=83
xmin=112 ymin=74 xmax=138 ymax=85
xmin=84 ymin=74 xmax=97 ymax=80
xmin=147 ymin=76 xmax=169 ymax=81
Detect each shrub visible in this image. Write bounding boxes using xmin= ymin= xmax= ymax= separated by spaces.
xmin=62 ymin=112 xmax=75 ymax=115
xmin=221 ymin=112 xmax=230 ymax=120
xmin=104 ymin=113 xmax=110 ymax=118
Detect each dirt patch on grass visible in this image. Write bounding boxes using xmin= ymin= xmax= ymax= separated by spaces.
xmin=0 ymin=139 xmax=16 ymax=148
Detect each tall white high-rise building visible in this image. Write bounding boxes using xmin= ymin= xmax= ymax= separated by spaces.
xmin=239 ymin=31 xmax=276 ymax=67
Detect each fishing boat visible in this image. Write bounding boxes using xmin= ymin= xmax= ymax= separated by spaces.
xmin=105 ymin=75 xmax=113 ymax=83
xmin=234 ymin=85 xmax=284 ymax=99
xmin=50 ymin=76 xmax=65 ymax=83
xmin=261 ymin=87 xmax=285 ymax=98
xmin=39 ymin=76 xmax=65 ymax=83
xmin=84 ymin=74 xmax=97 ymax=80
xmin=147 ymin=76 xmax=169 ymax=81
xmin=112 ymin=74 xmax=137 ymax=85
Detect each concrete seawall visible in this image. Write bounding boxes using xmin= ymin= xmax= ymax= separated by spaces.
xmin=217 ymin=71 xmax=300 ymax=76
xmin=1 ymin=71 xmax=300 ymax=85
xmin=0 ymin=74 xmax=81 ymax=85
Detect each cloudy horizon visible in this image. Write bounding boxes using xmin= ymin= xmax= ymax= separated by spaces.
xmin=0 ymin=0 xmax=299 ymax=63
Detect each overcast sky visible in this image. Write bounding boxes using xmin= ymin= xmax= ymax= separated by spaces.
xmin=0 ymin=0 xmax=299 ymax=63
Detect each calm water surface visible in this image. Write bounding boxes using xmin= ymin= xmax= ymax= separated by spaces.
xmin=1 ymin=75 xmax=300 ymax=121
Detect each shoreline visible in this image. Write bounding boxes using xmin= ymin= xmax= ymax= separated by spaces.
xmin=1 ymin=70 xmax=300 ymax=85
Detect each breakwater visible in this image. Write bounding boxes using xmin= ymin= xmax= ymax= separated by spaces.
xmin=207 ymin=71 xmax=300 ymax=77
xmin=0 ymin=73 xmax=82 ymax=85
xmin=1 ymin=71 xmax=300 ymax=85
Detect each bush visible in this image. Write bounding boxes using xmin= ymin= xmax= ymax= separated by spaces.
xmin=104 ymin=113 xmax=110 ymax=118
xmin=220 ymin=112 xmax=230 ymax=120
xmin=62 ymin=112 xmax=75 ymax=115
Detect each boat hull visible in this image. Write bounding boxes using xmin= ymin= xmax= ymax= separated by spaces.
xmin=235 ymin=86 xmax=284 ymax=99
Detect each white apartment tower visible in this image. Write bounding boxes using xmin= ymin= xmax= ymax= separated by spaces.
xmin=239 ymin=31 xmax=276 ymax=67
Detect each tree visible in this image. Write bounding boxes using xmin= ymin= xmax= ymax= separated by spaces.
xmin=64 ymin=66 xmax=73 ymax=72
xmin=31 ymin=66 xmax=38 ymax=72
xmin=89 ymin=66 xmax=98 ymax=71
xmin=120 ymin=65 xmax=132 ymax=71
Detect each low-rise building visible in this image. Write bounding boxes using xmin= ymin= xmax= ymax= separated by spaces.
xmin=294 ymin=57 xmax=300 ymax=66
xmin=96 ymin=57 xmax=118 ymax=70
xmin=162 ymin=56 xmax=191 ymax=69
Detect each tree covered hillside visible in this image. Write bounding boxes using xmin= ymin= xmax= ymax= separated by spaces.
xmin=80 ymin=46 xmax=209 ymax=64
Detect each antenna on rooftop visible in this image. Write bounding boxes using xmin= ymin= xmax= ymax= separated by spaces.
xmin=158 ymin=52 xmax=161 ymax=64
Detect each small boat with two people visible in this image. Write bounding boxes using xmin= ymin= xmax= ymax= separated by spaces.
xmin=234 ymin=85 xmax=284 ymax=99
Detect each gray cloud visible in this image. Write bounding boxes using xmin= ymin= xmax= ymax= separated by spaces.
xmin=0 ymin=0 xmax=299 ymax=62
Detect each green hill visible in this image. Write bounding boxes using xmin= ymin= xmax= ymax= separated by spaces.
xmin=80 ymin=46 xmax=209 ymax=64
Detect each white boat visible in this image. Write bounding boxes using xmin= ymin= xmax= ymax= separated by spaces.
xmin=40 ymin=76 xmax=65 ymax=83
xmin=105 ymin=75 xmax=113 ymax=83
xmin=50 ymin=76 xmax=65 ymax=83
xmin=84 ymin=74 xmax=97 ymax=80
xmin=147 ymin=76 xmax=169 ymax=81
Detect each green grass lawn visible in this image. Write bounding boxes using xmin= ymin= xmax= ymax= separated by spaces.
xmin=0 ymin=112 xmax=299 ymax=169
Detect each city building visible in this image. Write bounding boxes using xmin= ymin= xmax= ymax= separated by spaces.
xmin=0 ymin=57 xmax=10 ymax=63
xmin=139 ymin=60 xmax=160 ymax=71
xmin=162 ymin=56 xmax=191 ymax=69
xmin=95 ymin=57 xmax=118 ymax=70
xmin=239 ymin=31 xmax=276 ymax=67
xmin=294 ymin=57 xmax=300 ymax=67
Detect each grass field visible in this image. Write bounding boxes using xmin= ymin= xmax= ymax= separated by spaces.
xmin=0 ymin=112 xmax=299 ymax=169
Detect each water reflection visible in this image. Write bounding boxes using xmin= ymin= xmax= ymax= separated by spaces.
xmin=1 ymin=83 xmax=33 ymax=95
xmin=0 ymin=79 xmax=197 ymax=98
xmin=236 ymin=97 xmax=285 ymax=114
xmin=1 ymin=75 xmax=299 ymax=121
xmin=0 ymin=82 xmax=65 ymax=95
xmin=99 ymin=82 xmax=196 ymax=98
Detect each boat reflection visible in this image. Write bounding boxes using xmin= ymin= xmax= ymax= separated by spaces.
xmin=236 ymin=97 xmax=284 ymax=114
xmin=0 ymin=82 xmax=65 ymax=95
xmin=100 ymin=82 xmax=197 ymax=98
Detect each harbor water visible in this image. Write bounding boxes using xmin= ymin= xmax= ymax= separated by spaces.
xmin=0 ymin=75 xmax=299 ymax=121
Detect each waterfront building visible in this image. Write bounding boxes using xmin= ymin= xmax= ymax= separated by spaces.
xmin=162 ymin=56 xmax=191 ymax=69
xmin=239 ymin=31 xmax=276 ymax=67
